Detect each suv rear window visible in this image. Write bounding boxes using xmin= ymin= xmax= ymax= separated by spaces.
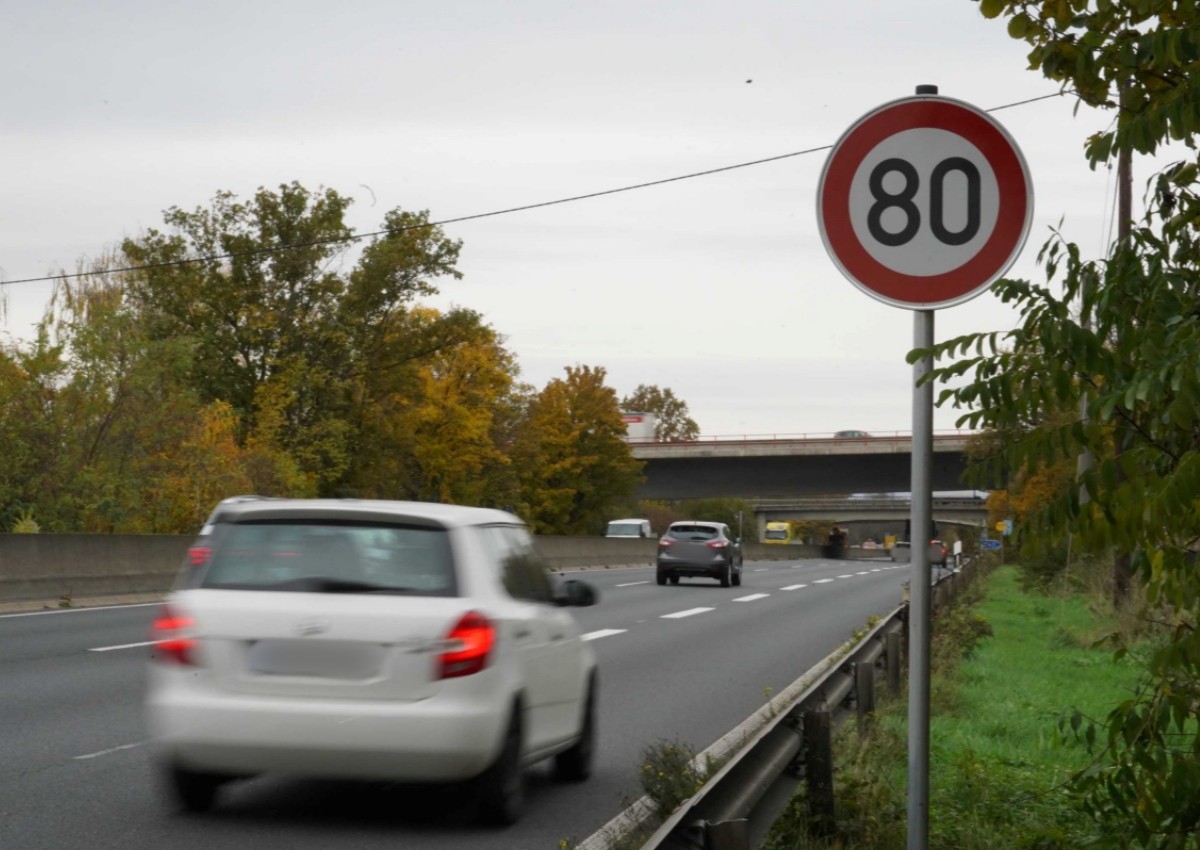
xmin=667 ymin=525 xmax=719 ymax=539
xmin=190 ymin=520 xmax=458 ymax=596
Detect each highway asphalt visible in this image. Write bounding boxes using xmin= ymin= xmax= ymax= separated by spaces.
xmin=0 ymin=556 xmax=910 ymax=850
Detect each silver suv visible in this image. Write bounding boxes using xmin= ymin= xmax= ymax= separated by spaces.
xmin=146 ymin=498 xmax=599 ymax=825
xmin=655 ymin=521 xmax=743 ymax=587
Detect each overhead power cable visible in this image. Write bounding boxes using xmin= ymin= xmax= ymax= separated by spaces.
xmin=0 ymin=91 xmax=1068 ymax=289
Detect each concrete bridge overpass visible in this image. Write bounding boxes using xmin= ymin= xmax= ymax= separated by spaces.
xmin=630 ymin=432 xmax=978 ymax=501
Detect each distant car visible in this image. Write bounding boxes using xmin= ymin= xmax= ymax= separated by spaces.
xmin=605 ymin=518 xmax=652 ymax=538
xmin=834 ymin=430 xmax=871 ymax=438
xmin=656 ymin=521 xmax=743 ymax=587
xmin=146 ymin=498 xmax=599 ymax=825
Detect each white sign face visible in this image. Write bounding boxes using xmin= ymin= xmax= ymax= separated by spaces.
xmin=817 ymin=95 xmax=1033 ymax=310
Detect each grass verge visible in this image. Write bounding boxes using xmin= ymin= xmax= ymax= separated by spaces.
xmin=762 ymin=564 xmax=1142 ymax=849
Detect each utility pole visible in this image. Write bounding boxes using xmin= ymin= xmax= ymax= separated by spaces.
xmin=1112 ymin=121 xmax=1134 ymax=606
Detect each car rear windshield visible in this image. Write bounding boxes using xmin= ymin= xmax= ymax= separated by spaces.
xmin=667 ymin=525 xmax=719 ymax=539
xmin=189 ymin=520 xmax=458 ymax=596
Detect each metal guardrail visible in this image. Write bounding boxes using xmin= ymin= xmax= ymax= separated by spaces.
xmin=576 ymin=561 xmax=974 ymax=850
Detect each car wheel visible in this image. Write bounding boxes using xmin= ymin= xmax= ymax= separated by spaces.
xmin=656 ymin=570 xmax=667 ymax=586
xmin=732 ymin=565 xmax=742 ymax=587
xmin=476 ymin=704 xmax=524 ymax=825
xmin=669 ymin=576 xmax=680 ymax=585
xmin=166 ymin=763 xmax=223 ymax=813
xmin=554 ymin=673 xmax=596 ymax=782
xmin=719 ymin=563 xmax=731 ymax=588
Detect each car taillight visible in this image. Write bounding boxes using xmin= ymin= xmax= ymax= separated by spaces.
xmin=187 ymin=546 xmax=211 ymax=566
xmin=151 ymin=604 xmax=197 ymax=665
xmin=658 ymin=538 xmax=673 ymax=548
xmin=706 ymin=540 xmax=728 ymax=550
xmin=438 ymin=611 xmax=495 ymax=680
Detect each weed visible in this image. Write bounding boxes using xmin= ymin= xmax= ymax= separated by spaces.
xmin=637 ymin=737 xmax=717 ymax=820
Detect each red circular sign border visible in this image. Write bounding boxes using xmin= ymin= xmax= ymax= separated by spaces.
xmin=818 ymin=97 xmax=1032 ymax=308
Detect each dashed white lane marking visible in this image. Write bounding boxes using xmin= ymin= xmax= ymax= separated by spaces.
xmin=753 ymin=569 xmax=769 ymax=572
xmin=733 ymin=593 xmax=769 ymax=602
xmin=581 ymin=629 xmax=627 ymax=641
xmin=814 ymin=579 xmax=835 ymax=584
xmin=615 ymin=581 xmax=649 ymax=587
xmin=88 ymin=640 xmax=157 ymax=652
xmin=782 ymin=584 xmax=808 ymax=591
xmin=856 ymin=571 xmax=870 ymax=575
xmin=871 ymin=569 xmax=882 ymax=573
xmin=73 ymin=741 xmax=145 ymax=761
xmin=662 ymin=608 xmax=714 ymax=620
xmin=837 ymin=575 xmax=854 ymax=579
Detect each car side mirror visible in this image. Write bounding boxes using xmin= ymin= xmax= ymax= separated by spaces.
xmin=556 ymin=579 xmax=598 ymax=607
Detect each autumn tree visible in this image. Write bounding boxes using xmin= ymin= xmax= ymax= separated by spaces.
xmin=620 ymin=384 xmax=700 ymax=441
xmin=511 ymin=365 xmax=644 ymax=534
xmin=347 ymin=307 xmax=520 ymax=506
xmin=120 ymin=183 xmax=464 ymax=493
xmin=929 ymin=2 xmax=1200 ymax=844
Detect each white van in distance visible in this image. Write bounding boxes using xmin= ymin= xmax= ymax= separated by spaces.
xmin=605 ymin=518 xmax=652 ymax=538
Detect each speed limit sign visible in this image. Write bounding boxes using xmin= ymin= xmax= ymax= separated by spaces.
xmin=817 ymin=94 xmax=1033 ymax=309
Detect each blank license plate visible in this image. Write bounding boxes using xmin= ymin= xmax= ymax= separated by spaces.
xmin=247 ymin=639 xmax=382 ymax=680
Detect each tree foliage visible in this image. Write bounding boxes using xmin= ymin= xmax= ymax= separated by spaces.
xmin=0 ymin=184 xmax=544 ymax=531
xmin=933 ymin=2 xmax=1200 ymax=844
xmin=620 ymin=384 xmax=700 ymax=441
xmin=511 ymin=365 xmax=644 ymax=535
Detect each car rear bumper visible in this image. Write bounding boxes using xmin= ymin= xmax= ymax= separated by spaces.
xmin=146 ymin=672 xmax=509 ymax=781
xmin=656 ymin=558 xmax=734 ymax=577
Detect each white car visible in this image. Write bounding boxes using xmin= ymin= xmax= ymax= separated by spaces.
xmin=145 ymin=499 xmax=599 ymax=824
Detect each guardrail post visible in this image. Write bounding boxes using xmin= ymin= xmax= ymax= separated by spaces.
xmin=855 ymin=661 xmax=875 ymax=737
xmin=886 ymin=629 xmax=902 ymax=694
xmin=802 ymin=709 xmax=835 ymax=837
xmin=702 ymin=818 xmax=750 ymax=850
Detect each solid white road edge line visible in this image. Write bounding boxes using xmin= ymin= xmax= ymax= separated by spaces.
xmin=0 ymin=602 xmax=159 ymax=619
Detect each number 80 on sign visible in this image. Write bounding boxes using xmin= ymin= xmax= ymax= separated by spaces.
xmin=817 ymin=95 xmax=1033 ymax=310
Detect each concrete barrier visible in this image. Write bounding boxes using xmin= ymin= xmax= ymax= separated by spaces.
xmin=0 ymin=533 xmax=828 ymax=608
xmin=0 ymin=534 xmax=191 ymax=605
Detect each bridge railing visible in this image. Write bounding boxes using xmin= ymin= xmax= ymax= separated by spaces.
xmin=626 ymin=429 xmax=975 ymax=445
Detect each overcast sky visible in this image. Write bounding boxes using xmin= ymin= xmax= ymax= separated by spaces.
xmin=0 ymin=1 xmax=1175 ymax=438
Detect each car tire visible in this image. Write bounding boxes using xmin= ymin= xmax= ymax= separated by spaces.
xmin=166 ymin=763 xmax=223 ymax=813
xmin=476 ymin=704 xmax=524 ymax=826
xmin=656 ymin=570 xmax=667 ymax=586
xmin=731 ymin=565 xmax=742 ymax=587
xmin=554 ymin=674 xmax=596 ymax=782
xmin=669 ymin=576 xmax=680 ymax=585
xmin=719 ymin=564 xmax=731 ymax=588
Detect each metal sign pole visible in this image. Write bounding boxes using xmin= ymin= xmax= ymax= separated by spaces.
xmin=908 ymin=308 xmax=934 ymax=850
xmin=815 ymin=80 xmax=1031 ymax=850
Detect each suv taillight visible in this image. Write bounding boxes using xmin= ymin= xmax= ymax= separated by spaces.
xmin=187 ymin=545 xmax=211 ymax=566
xmin=706 ymin=540 xmax=728 ymax=550
xmin=151 ymin=604 xmax=197 ymax=665
xmin=658 ymin=538 xmax=673 ymax=548
xmin=438 ymin=611 xmax=495 ymax=679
